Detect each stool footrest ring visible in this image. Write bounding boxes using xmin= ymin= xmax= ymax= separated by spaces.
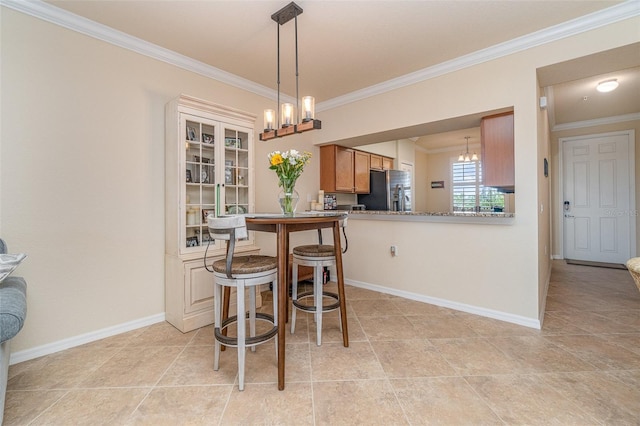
xmin=292 ymin=291 xmax=340 ymax=313
xmin=215 ymin=312 xmax=278 ymax=347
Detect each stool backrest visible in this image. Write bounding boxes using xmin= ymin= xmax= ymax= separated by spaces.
xmin=207 ymin=215 xmax=248 ymax=241
xmin=207 ymin=215 xmax=248 ymax=278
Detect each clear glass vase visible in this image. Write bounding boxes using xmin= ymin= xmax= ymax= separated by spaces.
xmin=278 ymin=188 xmax=299 ymax=216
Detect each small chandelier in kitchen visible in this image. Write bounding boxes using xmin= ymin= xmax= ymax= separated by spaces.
xmin=259 ymin=2 xmax=321 ymax=141
xmin=458 ymin=136 xmax=478 ymax=162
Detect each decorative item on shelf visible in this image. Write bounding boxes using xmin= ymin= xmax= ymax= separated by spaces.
xmin=225 ymin=137 xmax=241 ymax=148
xmin=268 ymin=149 xmax=311 ymax=215
xmin=259 ymin=2 xmax=321 ymax=141
xmin=324 ymin=194 xmax=337 ymax=210
xmin=225 ymin=160 xmax=234 ymax=184
xmin=457 ymin=136 xmax=478 ymax=162
xmin=202 ymin=209 xmax=215 ymax=223
xmin=186 ymin=126 xmax=197 ymax=141
xmin=186 ymin=208 xmax=197 ymax=225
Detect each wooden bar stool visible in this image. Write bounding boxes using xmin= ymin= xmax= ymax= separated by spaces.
xmin=207 ymin=215 xmax=278 ymax=391
xmin=290 ymin=220 xmax=347 ymax=345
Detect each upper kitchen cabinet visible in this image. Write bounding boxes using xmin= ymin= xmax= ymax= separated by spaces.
xmin=481 ymin=112 xmax=514 ymax=192
xmin=320 ymin=144 xmax=370 ymax=193
xmin=370 ymin=153 xmax=394 ymax=170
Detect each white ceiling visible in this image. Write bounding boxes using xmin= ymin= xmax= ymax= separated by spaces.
xmin=34 ymin=0 xmax=640 ymax=147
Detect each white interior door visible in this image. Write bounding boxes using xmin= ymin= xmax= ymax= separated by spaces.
xmin=562 ymin=131 xmax=634 ymax=263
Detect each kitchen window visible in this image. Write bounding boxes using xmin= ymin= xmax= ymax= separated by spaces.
xmin=451 ymin=159 xmax=504 ymax=212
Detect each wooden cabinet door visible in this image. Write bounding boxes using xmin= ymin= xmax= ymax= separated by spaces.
xmin=354 ymin=150 xmax=370 ymax=193
xmin=382 ymin=157 xmax=393 ymax=170
xmin=370 ymin=154 xmax=383 ymax=170
xmin=481 ymin=112 xmax=514 ymax=190
xmin=335 ymin=146 xmax=355 ymax=192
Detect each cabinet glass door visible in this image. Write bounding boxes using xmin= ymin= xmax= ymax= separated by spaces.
xmin=184 ymin=116 xmax=220 ymax=251
xmin=223 ymin=126 xmax=250 ymax=215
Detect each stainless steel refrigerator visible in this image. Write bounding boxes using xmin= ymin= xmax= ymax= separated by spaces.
xmin=357 ymin=170 xmax=412 ymax=211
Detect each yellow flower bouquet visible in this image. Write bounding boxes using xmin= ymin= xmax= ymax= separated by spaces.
xmin=268 ymin=149 xmax=311 ymax=214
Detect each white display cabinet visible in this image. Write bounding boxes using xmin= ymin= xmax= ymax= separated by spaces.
xmin=165 ymin=94 xmax=259 ymax=332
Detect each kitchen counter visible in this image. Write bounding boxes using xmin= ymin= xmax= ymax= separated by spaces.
xmin=342 ymin=210 xmax=515 ymax=224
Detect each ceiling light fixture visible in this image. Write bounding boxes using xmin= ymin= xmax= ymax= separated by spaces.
xmin=458 ymin=136 xmax=478 ymax=162
xmin=596 ymin=79 xmax=619 ymax=93
xmin=260 ymin=2 xmax=321 ymax=141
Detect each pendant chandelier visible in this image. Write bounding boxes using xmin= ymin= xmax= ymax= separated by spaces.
xmin=458 ymin=136 xmax=478 ymax=162
xmin=259 ymin=2 xmax=321 ymax=141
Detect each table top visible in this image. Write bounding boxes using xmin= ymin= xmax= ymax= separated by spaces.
xmin=242 ymin=211 xmax=347 ymax=219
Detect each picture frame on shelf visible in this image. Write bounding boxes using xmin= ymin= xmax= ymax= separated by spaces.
xmin=202 ymin=133 xmax=214 ymax=144
xmin=202 ymin=209 xmax=215 ymax=223
xmin=187 ymin=126 xmax=197 ymax=141
xmin=186 ymin=236 xmax=199 ymax=247
xmin=225 ymin=160 xmax=234 ymax=185
xmin=194 ymin=155 xmax=210 ymax=163
xmin=186 ymin=169 xmax=192 ymax=183
xmin=200 ymin=169 xmax=209 ymax=184
xmin=225 ymin=137 xmax=241 ymax=149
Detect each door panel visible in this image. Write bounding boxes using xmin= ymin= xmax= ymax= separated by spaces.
xmin=563 ymin=132 xmax=632 ymax=263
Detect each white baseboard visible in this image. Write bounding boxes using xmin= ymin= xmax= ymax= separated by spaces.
xmin=344 ymin=279 xmax=541 ymax=330
xmin=10 ymin=313 xmax=166 ymax=365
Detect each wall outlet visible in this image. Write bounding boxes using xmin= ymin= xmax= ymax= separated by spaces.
xmin=390 ymin=245 xmax=398 ymax=256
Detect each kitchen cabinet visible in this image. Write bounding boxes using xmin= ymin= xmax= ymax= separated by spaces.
xmin=370 ymin=154 xmax=394 ymax=170
xmin=481 ymin=112 xmax=514 ymax=192
xmin=354 ymin=151 xmax=370 ymax=193
xmin=370 ymin=154 xmax=383 ymax=170
xmin=382 ymin=157 xmax=394 ymax=170
xmin=320 ymin=145 xmax=370 ymax=193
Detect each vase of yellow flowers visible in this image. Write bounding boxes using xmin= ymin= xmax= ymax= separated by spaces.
xmin=268 ymin=149 xmax=311 ymax=215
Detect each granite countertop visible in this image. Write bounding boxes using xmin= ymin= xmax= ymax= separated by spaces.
xmin=333 ymin=209 xmax=515 ymax=224
xmin=348 ymin=210 xmax=513 ymax=217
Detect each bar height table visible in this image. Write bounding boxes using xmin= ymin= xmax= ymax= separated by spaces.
xmin=244 ymin=212 xmax=349 ymax=390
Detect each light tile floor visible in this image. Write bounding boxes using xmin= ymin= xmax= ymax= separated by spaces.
xmin=4 ymin=260 xmax=640 ymax=425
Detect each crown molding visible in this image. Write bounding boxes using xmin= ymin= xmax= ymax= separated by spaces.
xmin=552 ymin=112 xmax=640 ymax=132
xmin=317 ymin=0 xmax=639 ymax=111
xmin=2 ymin=0 xmax=637 ymax=110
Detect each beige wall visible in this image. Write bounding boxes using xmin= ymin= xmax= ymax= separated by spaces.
xmin=0 ymin=8 xmax=319 ymax=353
xmin=537 ymin=80 xmax=553 ymax=318
xmin=2 ymin=6 xmax=638 ymax=354
xmin=310 ymin=16 xmax=639 ymax=321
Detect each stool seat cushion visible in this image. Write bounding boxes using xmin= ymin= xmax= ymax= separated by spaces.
xmin=212 ymin=255 xmax=277 ymax=275
xmin=293 ymin=244 xmax=335 ymax=257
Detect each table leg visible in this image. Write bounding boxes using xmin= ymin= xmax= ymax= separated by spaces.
xmin=276 ymin=223 xmax=288 ymax=390
xmin=333 ymin=222 xmax=349 ymax=347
